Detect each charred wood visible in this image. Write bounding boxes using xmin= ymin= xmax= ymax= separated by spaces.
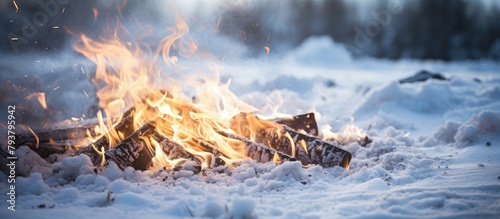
xmin=23 ymin=143 xmax=72 ymax=158
xmin=76 ymin=107 xmax=136 ymax=166
xmin=231 ymin=112 xmax=352 ymax=169
xmin=283 ymin=126 xmax=352 ymax=168
xmin=271 ymin=113 xmax=319 ymax=137
xmin=196 ymin=139 xmax=227 ymax=167
xmin=104 ymin=121 xmax=155 ymax=170
xmin=14 ymin=127 xmax=98 ymax=146
xmin=152 ymin=131 xmax=202 ymax=173
xmin=216 ymin=130 xmax=295 ymax=163
xmin=358 ymin=136 xmax=373 ymax=147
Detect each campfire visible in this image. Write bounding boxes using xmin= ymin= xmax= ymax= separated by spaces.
xmin=9 ymin=10 xmax=370 ymax=174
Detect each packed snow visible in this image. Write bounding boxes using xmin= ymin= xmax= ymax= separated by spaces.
xmin=1 ymin=37 xmax=500 ymax=219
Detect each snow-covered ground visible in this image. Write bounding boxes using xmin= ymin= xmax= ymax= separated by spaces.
xmin=1 ymin=37 xmax=500 ymax=218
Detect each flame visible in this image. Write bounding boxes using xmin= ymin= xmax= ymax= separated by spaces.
xmin=72 ymin=9 xmax=280 ymax=170
xmin=26 ymin=126 xmax=39 ymax=149
xmin=72 ymin=6 xmax=357 ymax=171
xmin=25 ymin=92 xmax=48 ymax=110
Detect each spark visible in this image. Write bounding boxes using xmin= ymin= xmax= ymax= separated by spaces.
xmin=62 ymin=7 xmax=65 ymax=13
xmin=13 ymin=1 xmax=18 ymax=12
xmin=264 ymin=46 xmax=270 ymax=55
xmin=27 ymin=126 xmax=39 ymax=149
xmin=53 ymin=86 xmax=60 ymax=90
xmin=80 ymin=66 xmax=85 ymax=74
xmin=25 ymin=92 xmax=47 ymax=109
xmin=53 ymin=26 xmax=60 ymax=29
xmin=11 ymin=37 xmax=18 ymax=41
xmin=83 ymin=90 xmax=88 ymax=97
xmin=92 ymin=8 xmax=99 ymax=20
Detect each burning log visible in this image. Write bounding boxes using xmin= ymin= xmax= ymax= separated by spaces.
xmin=272 ymin=113 xmax=319 ymax=137
xmin=282 ymin=126 xmax=352 ymax=168
xmin=105 ymin=126 xmax=298 ymax=171
xmin=76 ymin=107 xmax=136 ymax=166
xmin=104 ymin=121 xmax=155 ymax=170
xmin=154 ymin=133 xmax=203 ymax=173
xmin=12 ymin=128 xmax=87 ymax=159
xmin=14 ymin=126 xmax=98 ymax=146
xmin=5 ymin=100 xmax=353 ymax=171
xmin=216 ymin=130 xmax=295 ymax=163
xmin=99 ymin=111 xmax=351 ymax=170
xmin=230 ymin=113 xmax=352 ymax=169
xmin=152 ymin=131 xmax=196 ymax=163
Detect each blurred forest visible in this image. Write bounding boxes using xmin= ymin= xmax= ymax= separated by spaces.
xmin=1 ymin=0 xmax=499 ymax=61
xmin=218 ymin=0 xmax=500 ymax=60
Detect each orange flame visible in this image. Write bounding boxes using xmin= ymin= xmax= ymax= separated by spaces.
xmin=72 ymin=7 xmax=359 ymax=171
xmin=26 ymin=126 xmax=39 ymax=149
xmin=25 ymin=92 xmax=48 ymax=110
xmin=72 ymin=9 xmax=268 ymax=169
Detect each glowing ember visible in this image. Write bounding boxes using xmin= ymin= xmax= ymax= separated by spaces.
xmin=12 ymin=0 xmax=18 ymax=12
xmin=264 ymin=45 xmax=270 ymax=54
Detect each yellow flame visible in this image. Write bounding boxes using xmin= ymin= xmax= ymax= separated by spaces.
xmin=72 ymin=8 xmax=309 ymax=170
xmin=26 ymin=126 xmax=39 ymax=149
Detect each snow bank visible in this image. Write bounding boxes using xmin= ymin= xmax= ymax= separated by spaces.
xmin=48 ymin=154 xmax=94 ymax=185
xmin=284 ymin=36 xmax=352 ymax=67
xmin=427 ymin=110 xmax=500 ymax=147
xmin=355 ymin=80 xmax=454 ymax=117
xmin=229 ymin=198 xmax=257 ymax=219
xmin=16 ymin=146 xmax=52 ymax=178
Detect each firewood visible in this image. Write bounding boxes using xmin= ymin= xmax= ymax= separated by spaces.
xmin=271 ymin=113 xmax=319 ymax=137
xmin=76 ymin=106 xmax=136 ymax=166
xmin=104 ymin=121 xmax=156 ymax=170
xmin=14 ymin=126 xmax=98 ymax=146
xmin=153 ymin=131 xmax=203 ymax=173
xmin=216 ymin=130 xmax=295 ymax=163
xmin=230 ymin=112 xmax=352 ymax=169
xmin=21 ymin=143 xmax=73 ymax=158
xmin=282 ymin=126 xmax=352 ymax=168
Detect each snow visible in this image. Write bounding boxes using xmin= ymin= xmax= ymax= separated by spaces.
xmin=2 ymin=37 xmax=500 ymax=219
